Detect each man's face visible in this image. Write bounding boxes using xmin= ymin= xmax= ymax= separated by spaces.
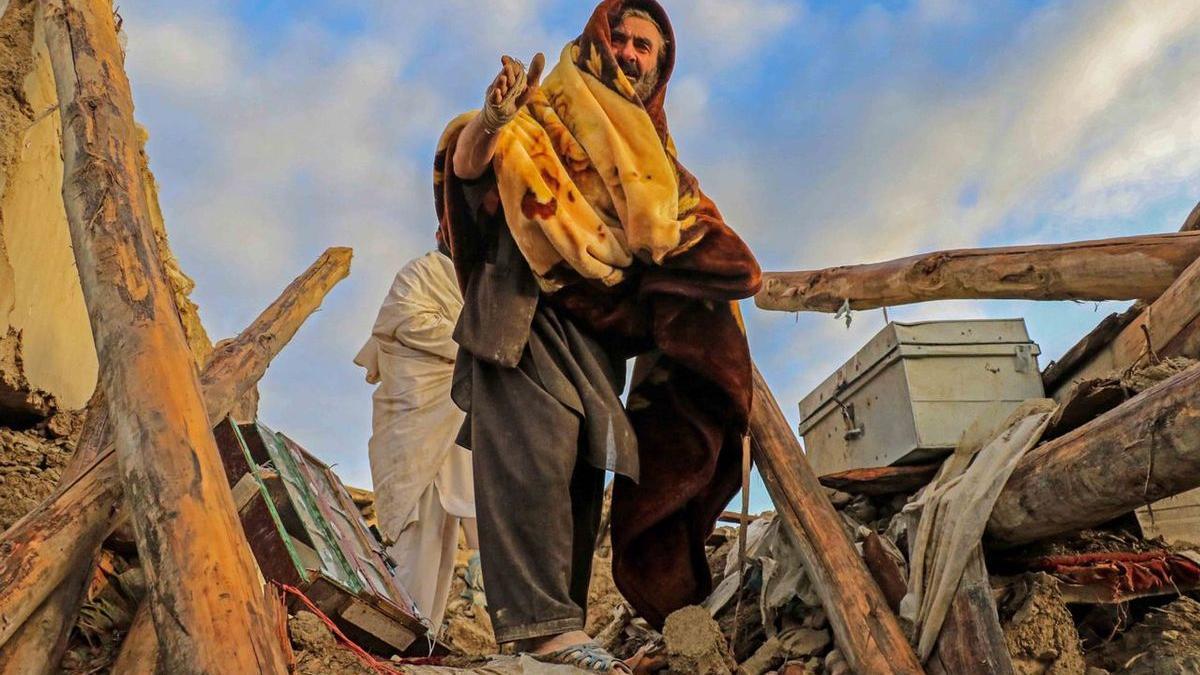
xmin=610 ymin=15 xmax=663 ymax=101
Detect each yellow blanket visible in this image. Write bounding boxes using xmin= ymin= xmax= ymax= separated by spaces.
xmin=448 ymin=43 xmax=703 ymax=291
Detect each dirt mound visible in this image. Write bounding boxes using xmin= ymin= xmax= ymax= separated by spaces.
xmin=999 ymin=573 xmax=1087 ymax=675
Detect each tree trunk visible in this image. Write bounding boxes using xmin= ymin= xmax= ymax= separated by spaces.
xmin=749 ymin=365 xmax=924 ymax=675
xmin=755 ymin=232 xmax=1200 ymax=313
xmin=0 ymin=244 xmax=350 ymax=661
xmin=989 ymin=362 xmax=1200 ymax=546
xmin=0 ymin=554 xmax=93 ymax=675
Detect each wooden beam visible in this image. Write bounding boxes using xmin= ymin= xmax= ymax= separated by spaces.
xmin=1041 ymin=306 xmax=1141 ymax=394
xmin=41 ymin=0 xmax=283 ymax=667
xmin=1047 ymin=250 xmax=1200 ymax=398
xmin=749 ymin=364 xmax=924 ymax=675
xmin=0 ymin=248 xmax=350 ymax=657
xmin=988 ymin=362 xmax=1200 ymax=546
xmin=819 ymin=463 xmax=941 ymax=497
xmin=755 ymin=232 xmax=1200 ymax=313
xmin=1044 ymin=200 xmax=1200 ymax=394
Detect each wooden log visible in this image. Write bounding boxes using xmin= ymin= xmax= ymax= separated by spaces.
xmin=819 ymin=463 xmax=941 ymax=497
xmin=926 ymin=550 xmax=1013 ymax=675
xmin=755 ymin=232 xmax=1200 ymax=313
xmin=749 ymin=364 xmax=924 ymax=675
xmin=0 ymin=564 xmax=92 ymax=675
xmin=109 ymin=603 xmax=157 ymax=675
xmin=0 ymin=248 xmax=350 ymax=656
xmin=42 ymin=0 xmax=283 ymax=667
xmin=1047 ymin=250 xmax=1200 ymax=398
xmin=988 ymin=362 xmax=1200 ymax=546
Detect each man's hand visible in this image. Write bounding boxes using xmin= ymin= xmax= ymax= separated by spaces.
xmin=480 ymin=52 xmax=546 ymax=134
xmin=453 ymin=52 xmax=545 ymax=180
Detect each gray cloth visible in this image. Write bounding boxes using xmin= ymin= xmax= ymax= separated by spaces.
xmin=452 ymin=302 xmax=637 ymax=643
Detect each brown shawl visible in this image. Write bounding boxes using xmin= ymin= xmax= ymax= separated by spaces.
xmin=434 ymin=0 xmax=761 ymax=628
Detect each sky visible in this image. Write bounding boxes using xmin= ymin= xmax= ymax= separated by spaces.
xmin=117 ymin=0 xmax=1200 ymax=513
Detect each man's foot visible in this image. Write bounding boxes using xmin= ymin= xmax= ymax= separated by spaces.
xmin=529 ymin=630 xmax=592 ymax=655
xmin=527 ymin=634 xmax=631 ymax=673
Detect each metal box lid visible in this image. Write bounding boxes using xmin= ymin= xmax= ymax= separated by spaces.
xmin=798 ymin=319 xmax=1038 ymax=434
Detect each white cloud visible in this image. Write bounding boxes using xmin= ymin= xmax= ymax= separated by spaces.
xmin=664 ymin=0 xmax=800 ymax=64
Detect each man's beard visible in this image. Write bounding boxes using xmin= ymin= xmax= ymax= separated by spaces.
xmin=620 ymin=59 xmax=660 ymax=102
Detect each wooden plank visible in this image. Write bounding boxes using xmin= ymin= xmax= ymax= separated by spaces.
xmin=819 ymin=464 xmax=941 ymax=496
xmin=1045 ymin=202 xmax=1200 ymax=396
xmin=926 ymin=550 xmax=1014 ymax=675
xmin=749 ymin=364 xmax=924 ymax=675
xmin=1041 ymin=306 xmax=1141 ymax=394
xmin=756 ymin=232 xmax=1200 ymax=312
xmin=1048 ymin=252 xmax=1200 ymax=397
xmin=989 ymin=362 xmax=1200 ymax=546
xmin=861 ymin=533 xmax=906 ymax=612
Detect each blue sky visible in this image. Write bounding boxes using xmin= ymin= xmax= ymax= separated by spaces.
xmin=118 ymin=0 xmax=1200 ymax=513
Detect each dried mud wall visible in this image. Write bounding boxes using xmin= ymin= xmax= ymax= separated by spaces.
xmin=0 ymin=0 xmax=210 ymax=423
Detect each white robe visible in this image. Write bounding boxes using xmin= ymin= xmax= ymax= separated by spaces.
xmin=354 ymin=251 xmax=474 ymax=627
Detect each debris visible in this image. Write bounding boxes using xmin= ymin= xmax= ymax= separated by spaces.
xmin=1088 ymin=597 xmax=1200 ymax=674
xmin=749 ymin=364 xmax=922 ymax=674
xmin=662 ymin=605 xmax=736 ymax=675
xmin=999 ymin=574 xmax=1087 ymax=675
xmin=736 ymin=626 xmax=830 ymax=675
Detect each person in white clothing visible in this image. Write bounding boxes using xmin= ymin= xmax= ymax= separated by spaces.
xmin=354 ymin=249 xmax=475 ymax=633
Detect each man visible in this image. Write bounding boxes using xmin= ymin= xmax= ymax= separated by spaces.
xmin=354 ymin=249 xmax=476 ymax=633
xmin=434 ymin=1 xmax=760 ymax=669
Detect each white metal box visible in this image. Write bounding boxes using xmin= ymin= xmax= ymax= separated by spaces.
xmin=797 ymin=319 xmax=1044 ymax=476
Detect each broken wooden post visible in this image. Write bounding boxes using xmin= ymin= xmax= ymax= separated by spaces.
xmin=989 ymin=362 xmax=1200 ymax=546
xmin=925 ymin=550 xmax=1013 ymax=675
xmin=1044 ymin=200 xmax=1200 ymax=394
xmin=0 ymin=248 xmax=351 ymax=655
xmin=749 ymin=364 xmax=924 ymax=675
xmin=755 ymin=232 xmax=1200 ymax=313
xmin=1046 ymin=250 xmax=1200 ymax=397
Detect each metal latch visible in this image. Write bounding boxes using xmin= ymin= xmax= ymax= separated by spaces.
xmin=833 ymin=397 xmax=865 ymax=441
xmin=1013 ymin=344 xmax=1034 ymax=373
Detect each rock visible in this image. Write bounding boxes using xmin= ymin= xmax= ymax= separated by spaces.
xmin=842 ymin=495 xmax=877 ymax=524
xmin=663 ymin=605 xmax=736 ymax=675
xmin=826 ymin=490 xmax=854 ymax=509
xmin=289 ymin=611 xmax=336 ymax=652
xmin=824 ymin=649 xmax=849 ymax=675
xmin=777 ymin=627 xmax=831 ymax=658
xmin=803 ymin=609 xmax=827 ymax=630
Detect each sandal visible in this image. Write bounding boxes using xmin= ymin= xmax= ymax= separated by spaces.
xmin=531 ymin=641 xmax=632 ymax=673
